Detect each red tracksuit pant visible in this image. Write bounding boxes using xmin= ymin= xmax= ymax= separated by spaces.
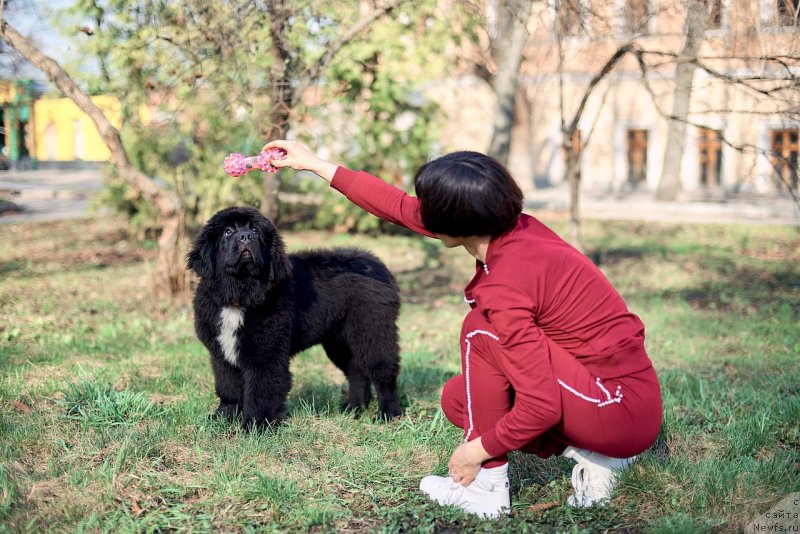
xmin=441 ymin=309 xmax=663 ymax=468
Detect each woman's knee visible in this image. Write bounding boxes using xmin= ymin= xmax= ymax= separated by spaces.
xmin=460 ymin=309 xmax=492 ymax=338
xmin=440 ymin=375 xmax=465 ymax=428
xmin=460 ymin=312 xmax=502 ymax=364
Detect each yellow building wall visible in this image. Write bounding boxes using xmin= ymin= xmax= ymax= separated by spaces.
xmin=33 ymin=95 xmax=122 ymax=162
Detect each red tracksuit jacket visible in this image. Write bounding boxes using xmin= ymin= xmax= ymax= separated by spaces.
xmin=330 ymin=167 xmax=654 ymax=455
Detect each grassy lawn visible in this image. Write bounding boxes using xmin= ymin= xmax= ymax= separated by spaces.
xmin=0 ymin=215 xmax=798 ymax=533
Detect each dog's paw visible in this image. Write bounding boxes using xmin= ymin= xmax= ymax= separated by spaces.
xmin=242 ymin=415 xmax=282 ymax=433
xmin=377 ymin=398 xmax=403 ymax=422
xmin=212 ymin=402 xmax=241 ymax=422
xmin=376 ymin=407 xmax=403 ymax=422
xmin=340 ymin=400 xmax=366 ymax=417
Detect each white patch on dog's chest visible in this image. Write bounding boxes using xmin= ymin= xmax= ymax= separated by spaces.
xmin=217 ymin=306 xmax=245 ymax=366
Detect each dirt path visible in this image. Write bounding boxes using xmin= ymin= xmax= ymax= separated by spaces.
xmin=1 ymin=167 xmax=797 ymax=226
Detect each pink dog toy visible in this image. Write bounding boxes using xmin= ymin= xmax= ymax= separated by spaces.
xmin=223 ymin=147 xmax=287 ymax=177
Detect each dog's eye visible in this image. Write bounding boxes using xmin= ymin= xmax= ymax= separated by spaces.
xmin=224 ymin=228 xmax=234 ymax=237
xmin=250 ymin=225 xmax=258 ymax=234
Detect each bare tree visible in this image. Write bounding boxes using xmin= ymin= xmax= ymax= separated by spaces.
xmin=655 ymin=0 xmax=709 ymax=201
xmin=486 ymin=0 xmax=535 ymax=164
xmin=559 ymin=42 xmax=635 ymax=251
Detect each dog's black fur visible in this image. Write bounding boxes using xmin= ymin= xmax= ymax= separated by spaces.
xmin=187 ymin=206 xmax=402 ymax=428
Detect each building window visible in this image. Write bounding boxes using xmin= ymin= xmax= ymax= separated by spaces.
xmin=627 ymin=129 xmax=648 ymax=185
xmin=770 ymin=129 xmax=799 ymax=191
xmin=777 ymin=0 xmax=800 ymax=26
xmin=698 ymin=128 xmax=723 ymax=187
xmin=707 ymin=0 xmax=724 ymax=29
xmin=624 ymin=0 xmax=648 ymax=33
xmin=557 ymin=0 xmax=584 ymax=36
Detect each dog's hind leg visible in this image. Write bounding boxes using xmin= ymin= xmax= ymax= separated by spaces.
xmin=339 ymin=327 xmax=402 ymax=420
xmin=373 ymin=375 xmax=402 ymax=420
xmin=367 ymin=357 xmax=402 ymax=420
xmin=363 ymin=327 xmax=402 ymax=419
xmin=323 ymin=338 xmax=372 ymax=414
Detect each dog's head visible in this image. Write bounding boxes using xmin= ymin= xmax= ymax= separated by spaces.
xmin=187 ymin=207 xmax=291 ymax=288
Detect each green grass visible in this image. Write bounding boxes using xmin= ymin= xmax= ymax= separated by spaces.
xmin=0 ymin=216 xmax=798 ymax=533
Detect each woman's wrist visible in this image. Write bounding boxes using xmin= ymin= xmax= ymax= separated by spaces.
xmin=469 ymin=438 xmax=493 ymax=463
xmin=312 ymin=160 xmax=339 ymax=183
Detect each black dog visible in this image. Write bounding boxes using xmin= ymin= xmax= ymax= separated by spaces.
xmin=187 ymin=206 xmax=402 ymax=428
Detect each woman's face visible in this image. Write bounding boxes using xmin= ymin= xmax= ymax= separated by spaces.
xmin=437 ymin=234 xmax=466 ymax=248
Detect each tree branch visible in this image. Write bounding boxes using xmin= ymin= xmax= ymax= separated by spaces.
xmin=634 ymin=48 xmax=800 ymax=210
xmin=566 ymin=42 xmax=635 ymax=135
xmin=640 ymin=49 xmax=800 ymax=98
xmin=294 ymin=0 xmax=407 ymax=99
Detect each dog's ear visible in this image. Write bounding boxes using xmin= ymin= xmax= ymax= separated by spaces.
xmin=268 ymin=233 xmax=292 ymax=283
xmin=187 ymin=222 xmax=217 ymax=279
xmin=254 ymin=213 xmax=292 ymax=283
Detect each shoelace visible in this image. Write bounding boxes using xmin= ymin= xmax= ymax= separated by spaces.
xmin=442 ymin=479 xmax=467 ymax=505
xmin=571 ymin=463 xmax=590 ymax=500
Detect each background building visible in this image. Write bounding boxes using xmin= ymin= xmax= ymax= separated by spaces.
xmin=0 ymin=80 xmax=119 ymax=169
xmin=434 ymin=0 xmax=798 ymax=198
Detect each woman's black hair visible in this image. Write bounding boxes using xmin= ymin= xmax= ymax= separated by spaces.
xmin=414 ymin=151 xmax=523 ymax=238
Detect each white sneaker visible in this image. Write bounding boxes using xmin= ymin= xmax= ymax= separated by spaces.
xmin=419 ymin=463 xmax=510 ymax=518
xmin=562 ymin=447 xmax=636 ymax=507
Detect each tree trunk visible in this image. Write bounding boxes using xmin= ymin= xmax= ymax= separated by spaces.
xmin=487 ymin=0 xmax=534 ymax=164
xmin=564 ymin=143 xmax=583 ymax=252
xmin=0 ymin=20 xmax=187 ymax=297
xmin=261 ymin=0 xmax=294 ymax=222
xmin=656 ymin=0 xmax=708 ymax=201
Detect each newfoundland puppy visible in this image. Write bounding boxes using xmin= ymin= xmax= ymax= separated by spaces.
xmin=187 ymin=206 xmax=402 ymax=428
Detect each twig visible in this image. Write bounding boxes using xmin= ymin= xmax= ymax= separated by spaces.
xmin=294 ymin=0 xmax=407 ymax=98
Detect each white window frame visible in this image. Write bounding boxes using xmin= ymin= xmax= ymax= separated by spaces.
xmin=757 ymin=120 xmax=800 ymax=192
xmin=615 ymin=0 xmax=658 ymax=37
xmin=705 ymin=0 xmax=731 ymax=35
xmin=759 ymin=0 xmax=800 ymax=31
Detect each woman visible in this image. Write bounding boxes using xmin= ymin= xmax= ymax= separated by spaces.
xmin=262 ymin=141 xmax=663 ymax=518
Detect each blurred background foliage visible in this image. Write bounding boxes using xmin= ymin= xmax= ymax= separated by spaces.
xmin=55 ymin=0 xmax=472 ymax=234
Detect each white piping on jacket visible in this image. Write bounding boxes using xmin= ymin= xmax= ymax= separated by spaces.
xmin=463 ymin=329 xmax=500 ymax=441
xmin=557 ymin=377 xmax=623 ymax=408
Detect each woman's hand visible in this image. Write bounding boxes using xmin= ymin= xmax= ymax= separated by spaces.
xmin=262 ymin=140 xmax=339 ymax=183
xmin=447 ymin=438 xmax=492 ymax=487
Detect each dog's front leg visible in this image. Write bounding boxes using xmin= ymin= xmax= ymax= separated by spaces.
xmin=211 ymin=356 xmax=243 ymax=421
xmin=241 ymin=362 xmax=292 ymax=430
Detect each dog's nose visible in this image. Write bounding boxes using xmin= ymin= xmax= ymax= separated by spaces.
xmin=237 ymin=230 xmax=255 ymax=243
